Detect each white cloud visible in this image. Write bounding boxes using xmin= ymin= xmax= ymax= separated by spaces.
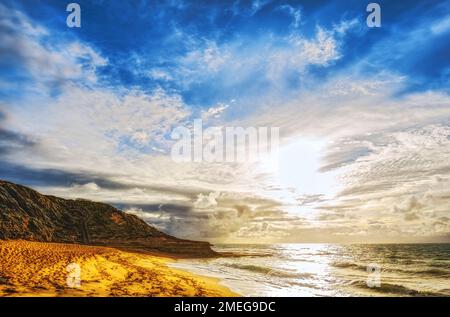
xmin=295 ymin=28 xmax=340 ymax=66
xmin=200 ymin=103 xmax=229 ymax=121
xmin=72 ymin=182 xmax=100 ymax=192
xmin=194 ymin=192 xmax=220 ymax=209
xmin=317 ymin=124 xmax=450 ymax=238
xmin=170 ymin=21 xmax=352 ymax=91
xmin=277 ymin=4 xmax=302 ymax=29
xmin=147 ymin=68 xmax=173 ymax=81
xmin=0 ymin=4 xmax=106 ymax=88
xmin=431 ymin=15 xmax=450 ymax=35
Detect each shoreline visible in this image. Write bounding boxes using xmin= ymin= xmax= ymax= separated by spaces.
xmin=168 ymin=259 xmax=243 ymax=297
xmin=0 ymin=240 xmax=239 ymax=297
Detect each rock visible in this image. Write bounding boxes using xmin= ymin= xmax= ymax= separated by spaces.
xmin=0 ymin=180 xmax=217 ymax=257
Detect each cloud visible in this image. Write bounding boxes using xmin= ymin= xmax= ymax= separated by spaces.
xmin=431 ymin=15 xmax=450 ymax=35
xmin=0 ymin=4 xmax=106 ymax=91
xmin=147 ymin=68 xmax=173 ymax=81
xmin=0 ymin=129 xmax=36 ymax=156
xmin=158 ymin=19 xmax=355 ymax=104
xmin=15 ymin=85 xmax=191 ymax=167
xmin=394 ymin=196 xmax=424 ymax=221
xmin=194 ymin=192 xmax=220 ymax=209
xmin=316 ymin=124 xmax=450 ymax=237
xmin=200 ymin=103 xmax=229 ymax=121
xmin=276 ymin=4 xmax=302 ymax=29
xmin=113 ymin=190 xmax=294 ymax=242
xmin=0 ymin=109 xmax=36 ymax=156
xmin=295 ymin=28 xmax=341 ymax=66
xmin=1 ymin=1 xmax=450 ymax=243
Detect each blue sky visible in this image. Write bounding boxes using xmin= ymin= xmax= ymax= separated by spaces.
xmin=1 ymin=1 xmax=450 ymax=242
xmin=3 ymin=0 xmax=450 ymax=106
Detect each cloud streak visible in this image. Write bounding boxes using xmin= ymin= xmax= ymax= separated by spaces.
xmin=0 ymin=1 xmax=449 ymax=242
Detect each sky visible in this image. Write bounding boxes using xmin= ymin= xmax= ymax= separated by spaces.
xmin=1 ymin=0 xmax=450 ymax=243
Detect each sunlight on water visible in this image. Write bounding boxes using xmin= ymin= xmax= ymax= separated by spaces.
xmin=170 ymin=244 xmax=450 ymax=297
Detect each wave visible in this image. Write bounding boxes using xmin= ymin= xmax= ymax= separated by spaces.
xmin=287 ymin=280 xmax=321 ymax=289
xmin=351 ymin=280 xmax=450 ymax=297
xmin=413 ymin=268 xmax=450 ymax=277
xmin=331 ymin=261 xmax=450 ymax=277
xmin=331 ymin=261 xmax=367 ymax=271
xmin=224 ymin=263 xmax=313 ymax=279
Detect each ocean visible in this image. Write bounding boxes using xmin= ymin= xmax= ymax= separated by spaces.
xmin=170 ymin=244 xmax=450 ymax=297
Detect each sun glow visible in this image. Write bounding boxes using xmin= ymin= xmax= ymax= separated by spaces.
xmin=260 ymin=137 xmax=338 ymax=198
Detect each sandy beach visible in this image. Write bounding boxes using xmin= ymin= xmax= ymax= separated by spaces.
xmin=0 ymin=240 xmax=238 ymax=297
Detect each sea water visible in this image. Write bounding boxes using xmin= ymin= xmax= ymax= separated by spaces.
xmin=170 ymin=244 xmax=450 ymax=296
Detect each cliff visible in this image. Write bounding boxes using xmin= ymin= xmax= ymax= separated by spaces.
xmin=0 ymin=180 xmax=216 ymax=257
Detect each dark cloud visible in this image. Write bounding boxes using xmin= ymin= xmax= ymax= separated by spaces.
xmin=0 ymin=160 xmax=203 ymax=199
xmin=321 ymin=146 xmax=371 ymax=172
xmin=113 ymin=202 xmax=192 ymax=216
xmin=0 ymin=128 xmax=36 ymax=155
xmin=0 ymin=108 xmax=37 ymax=156
xmin=404 ymin=213 xmax=420 ymax=221
xmin=0 ymin=161 xmax=118 ymax=188
xmin=394 ymin=196 xmax=423 ymax=214
xmin=337 ymin=183 xmax=395 ymax=197
xmin=318 ymin=135 xmax=389 ymax=173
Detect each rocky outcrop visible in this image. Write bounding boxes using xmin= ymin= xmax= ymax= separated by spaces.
xmin=0 ymin=180 xmax=217 ymax=257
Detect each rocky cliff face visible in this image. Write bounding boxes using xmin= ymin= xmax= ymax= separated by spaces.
xmin=0 ymin=180 xmax=216 ymax=257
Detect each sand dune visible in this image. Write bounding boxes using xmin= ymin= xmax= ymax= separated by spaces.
xmin=0 ymin=240 xmax=237 ymax=297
